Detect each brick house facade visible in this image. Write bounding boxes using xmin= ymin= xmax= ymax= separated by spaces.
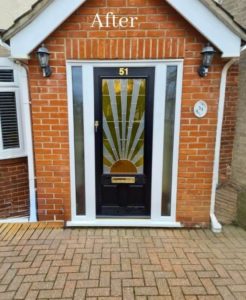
xmin=0 ymin=158 xmax=29 ymax=218
xmin=0 ymin=0 xmax=245 ymax=229
xmin=0 ymin=56 xmax=31 ymax=220
xmin=29 ymin=0 xmax=225 ymax=226
xmin=221 ymin=0 xmax=246 ymax=188
xmin=214 ymin=0 xmax=246 ymax=226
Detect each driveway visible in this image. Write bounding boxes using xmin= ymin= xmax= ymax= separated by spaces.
xmin=0 ymin=223 xmax=246 ymax=299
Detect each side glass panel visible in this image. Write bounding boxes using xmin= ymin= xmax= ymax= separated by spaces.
xmin=162 ymin=66 xmax=177 ymax=216
xmin=72 ymin=66 xmax=85 ymax=215
xmin=102 ymin=79 xmax=146 ymax=174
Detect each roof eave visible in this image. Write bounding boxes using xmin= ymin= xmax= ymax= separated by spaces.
xmin=1 ymin=0 xmax=51 ymax=42
xmin=166 ymin=0 xmax=243 ymax=57
xmin=200 ymin=0 xmax=246 ymax=41
xmin=3 ymin=0 xmax=245 ymax=59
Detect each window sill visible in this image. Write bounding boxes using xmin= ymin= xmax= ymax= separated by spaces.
xmin=0 ymin=152 xmax=27 ymax=161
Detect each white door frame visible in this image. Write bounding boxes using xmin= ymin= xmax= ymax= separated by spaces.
xmin=66 ymin=60 xmax=183 ymax=227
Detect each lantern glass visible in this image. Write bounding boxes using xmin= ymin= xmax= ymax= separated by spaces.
xmin=36 ymin=44 xmax=52 ymax=77
xmin=202 ymin=52 xmax=215 ymax=68
xmin=198 ymin=44 xmax=216 ymax=77
xmin=37 ymin=44 xmax=50 ymax=68
xmin=37 ymin=52 xmax=49 ymax=67
xmin=201 ymin=44 xmax=216 ymax=68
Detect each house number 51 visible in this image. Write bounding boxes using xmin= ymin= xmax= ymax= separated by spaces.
xmin=119 ymin=68 xmax=128 ymax=76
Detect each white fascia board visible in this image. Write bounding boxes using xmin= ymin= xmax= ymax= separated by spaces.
xmin=10 ymin=0 xmax=86 ymax=58
xmin=166 ymin=0 xmax=241 ymax=57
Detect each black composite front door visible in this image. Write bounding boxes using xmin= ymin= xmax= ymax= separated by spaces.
xmin=94 ymin=67 xmax=155 ymax=217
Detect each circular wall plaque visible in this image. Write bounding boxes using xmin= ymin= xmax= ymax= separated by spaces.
xmin=194 ymin=100 xmax=208 ymax=118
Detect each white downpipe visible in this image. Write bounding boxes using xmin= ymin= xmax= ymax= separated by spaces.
xmin=17 ymin=62 xmax=37 ymax=222
xmin=210 ymin=58 xmax=238 ymax=233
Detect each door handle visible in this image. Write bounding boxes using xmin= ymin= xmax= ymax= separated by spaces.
xmin=94 ymin=120 xmax=99 ymax=132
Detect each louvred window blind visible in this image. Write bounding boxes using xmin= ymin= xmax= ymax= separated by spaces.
xmin=0 ymin=91 xmax=20 ymax=150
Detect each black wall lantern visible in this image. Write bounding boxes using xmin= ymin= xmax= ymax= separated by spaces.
xmin=36 ymin=44 xmax=52 ymax=77
xmin=198 ymin=43 xmax=216 ymax=77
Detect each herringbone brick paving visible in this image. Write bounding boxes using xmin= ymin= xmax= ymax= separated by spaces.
xmin=0 ymin=223 xmax=246 ymax=299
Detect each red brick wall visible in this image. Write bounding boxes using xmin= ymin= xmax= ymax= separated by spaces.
xmin=28 ymin=0 xmax=227 ymax=225
xmin=0 ymin=158 xmax=29 ymax=218
xmin=219 ymin=63 xmax=239 ymax=183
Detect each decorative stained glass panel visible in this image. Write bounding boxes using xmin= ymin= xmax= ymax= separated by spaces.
xmin=102 ymin=79 xmax=146 ymax=174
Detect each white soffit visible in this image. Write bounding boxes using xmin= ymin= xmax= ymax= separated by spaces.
xmin=9 ymin=0 xmax=242 ymax=58
xmin=166 ymin=0 xmax=241 ymax=57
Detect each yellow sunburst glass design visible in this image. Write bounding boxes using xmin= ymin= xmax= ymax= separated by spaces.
xmin=102 ymin=79 xmax=146 ymax=174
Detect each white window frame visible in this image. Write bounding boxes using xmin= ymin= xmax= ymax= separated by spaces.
xmin=0 ymin=58 xmax=26 ymax=160
xmin=66 ymin=60 xmax=183 ymax=227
